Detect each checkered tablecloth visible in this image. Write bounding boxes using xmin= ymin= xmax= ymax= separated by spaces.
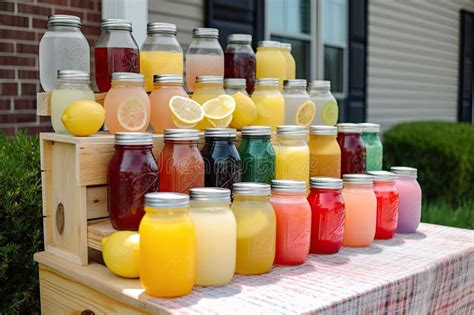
xmin=148 ymin=223 xmax=473 ymax=314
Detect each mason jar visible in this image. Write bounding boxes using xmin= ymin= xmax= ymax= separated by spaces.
xmin=283 ymin=79 xmax=314 ymax=126
xmin=251 ymin=78 xmax=285 ymax=130
xmin=360 ymin=123 xmax=383 ymax=171
xmin=224 ymin=34 xmax=256 ymax=93
xmin=308 ymin=80 xmax=339 ymax=126
xmin=337 ymin=123 xmax=366 ymax=175
xmin=309 ymin=126 xmax=341 ymax=178
xmin=256 ymin=41 xmax=286 ymax=90
xmin=191 ymin=76 xmax=226 ymax=130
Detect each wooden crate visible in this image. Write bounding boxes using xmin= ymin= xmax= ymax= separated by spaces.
xmin=37 ymin=92 xmax=106 ymax=116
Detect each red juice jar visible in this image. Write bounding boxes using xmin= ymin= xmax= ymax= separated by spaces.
xmin=107 ymin=132 xmax=159 ymax=230
xmin=336 ymin=123 xmax=366 ymax=175
xmin=307 ymin=177 xmax=345 ymax=254
xmin=368 ymin=171 xmax=399 ymax=239
xmin=95 ymin=19 xmax=140 ymax=92
xmin=224 ymin=34 xmax=256 ymax=93
xmin=270 ymin=180 xmax=311 ymax=265
xmin=158 ymin=129 xmax=205 ymax=194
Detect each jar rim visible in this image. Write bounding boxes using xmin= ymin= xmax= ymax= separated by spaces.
xmin=153 ymin=75 xmax=183 ymax=84
xmin=367 ymin=171 xmax=397 ymax=181
xmin=112 ymin=72 xmax=144 ymax=83
xmin=271 ymin=180 xmax=306 ymax=193
xmin=145 ymin=192 xmax=189 ymax=208
xmin=100 ymin=18 xmax=132 ymax=31
xmin=310 ymin=125 xmax=337 ymax=136
xmin=193 ymin=27 xmax=218 ymax=38
xmin=204 ymin=128 xmax=236 ymax=138
xmin=343 ymin=174 xmax=373 ymax=185
xmin=359 ymin=123 xmax=381 ymax=133
xmin=190 ymin=187 xmax=231 ymax=202
xmin=115 ymin=132 xmax=153 ymax=145
xmin=164 ymin=128 xmax=200 ymax=141
xmin=196 ymin=76 xmax=223 ymax=84
xmin=224 ymin=78 xmax=246 ymax=89
xmin=277 ymin=125 xmax=307 ymax=136
xmin=228 ymin=34 xmax=252 ymax=44
xmin=310 ymin=177 xmax=343 ymax=189
xmin=147 ymin=22 xmax=176 ymax=35
xmin=48 ymin=14 xmax=81 ymax=28
xmin=233 ymin=182 xmax=271 ymax=196
xmin=57 ymin=70 xmax=89 ymax=80
xmin=337 ymin=123 xmax=362 ymax=133
xmin=284 ymin=79 xmax=307 ymax=88
xmin=241 ymin=126 xmax=272 ymax=137
xmin=390 ymin=166 xmax=417 ymax=178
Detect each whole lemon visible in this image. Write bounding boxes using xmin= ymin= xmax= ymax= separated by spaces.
xmin=230 ymin=92 xmax=257 ymax=129
xmin=61 ymin=100 xmax=105 ymax=136
xmin=102 ymin=231 xmax=140 ymax=278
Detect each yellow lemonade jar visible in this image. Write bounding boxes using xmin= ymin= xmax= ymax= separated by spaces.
xmin=139 ymin=193 xmax=195 ymax=297
xmin=256 ymin=40 xmax=286 ymax=90
xmin=231 ymin=183 xmax=276 ymax=275
xmin=309 ymin=126 xmax=341 ymax=178
xmin=140 ymin=23 xmax=183 ymax=92
xmin=274 ymin=125 xmax=310 ymax=187
xmin=280 ymin=43 xmax=296 ymax=81
xmin=251 ymin=78 xmax=285 ymax=131
xmin=191 ymin=76 xmax=225 ymax=129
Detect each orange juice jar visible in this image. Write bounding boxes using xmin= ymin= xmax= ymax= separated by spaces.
xmin=309 ymin=126 xmax=341 ymax=178
xmin=139 ymin=192 xmax=195 ymax=297
xmin=104 ymin=72 xmax=150 ymax=134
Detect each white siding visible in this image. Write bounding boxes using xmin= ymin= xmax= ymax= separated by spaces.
xmin=148 ymin=0 xmax=204 ymax=49
xmin=367 ymin=0 xmax=474 ymax=131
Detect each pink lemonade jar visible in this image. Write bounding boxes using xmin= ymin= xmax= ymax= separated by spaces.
xmin=342 ymin=174 xmax=377 ymax=247
xmin=307 ymin=177 xmax=345 ymax=254
xmin=149 ymin=75 xmax=189 ymax=132
xmin=390 ymin=167 xmax=422 ymax=233
xmin=270 ymin=180 xmax=311 ymax=265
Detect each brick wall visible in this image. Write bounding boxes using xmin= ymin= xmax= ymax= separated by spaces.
xmin=0 ymin=0 xmax=101 ymax=136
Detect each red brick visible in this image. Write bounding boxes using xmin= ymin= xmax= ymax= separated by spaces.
xmin=0 ymin=69 xmax=15 ymax=79
xmin=0 ymin=14 xmax=29 ymax=27
xmin=32 ymin=18 xmax=48 ymax=30
xmin=0 ymin=2 xmax=14 ymax=12
xmin=86 ymin=12 xmax=101 ymax=23
xmin=18 ymin=4 xmax=51 ymax=16
xmin=0 ymin=29 xmax=35 ymax=41
xmin=17 ymin=43 xmax=39 ymax=54
xmin=21 ymin=83 xmax=37 ymax=96
xmin=14 ymin=99 xmax=37 ymax=110
xmin=0 ymin=127 xmax=15 ymax=136
xmin=0 ymin=42 xmax=14 ymax=52
xmin=18 ymin=70 xmax=39 ymax=80
xmin=39 ymin=116 xmax=51 ymax=122
xmin=23 ymin=125 xmax=53 ymax=135
xmin=53 ymin=8 xmax=84 ymax=20
xmin=0 ymin=56 xmax=36 ymax=67
xmin=0 ymin=113 xmax=37 ymax=124
xmin=70 ymin=0 xmax=95 ymax=9
xmin=1 ymin=83 xmax=18 ymax=96
xmin=82 ymin=24 xmax=100 ymax=37
xmin=0 ymin=99 xmax=11 ymax=110
xmin=38 ymin=0 xmax=68 ymax=6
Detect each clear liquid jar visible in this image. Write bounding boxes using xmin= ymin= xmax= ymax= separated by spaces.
xmin=191 ymin=76 xmax=225 ymax=130
xmin=189 ymin=188 xmax=236 ymax=286
xmin=280 ymin=43 xmax=295 ymax=81
xmin=231 ymin=183 xmax=276 ymax=275
xmin=337 ymin=123 xmax=366 ymax=175
xmin=256 ymin=41 xmax=286 ymax=91
xmin=39 ymin=15 xmax=90 ymax=92
xmin=283 ymin=79 xmax=313 ymax=126
xmin=309 ymin=81 xmax=339 ymax=126
xmin=251 ymin=78 xmax=285 ymax=130
xmin=391 ymin=167 xmax=422 ymax=233
xmin=139 ymin=193 xmax=195 ymax=297
xmin=360 ymin=123 xmax=383 ymax=171
xmin=224 ymin=34 xmax=256 ymax=93
xmin=51 ymin=70 xmax=94 ymax=133
xmin=309 ymin=126 xmax=341 ymax=178
xmin=185 ymin=28 xmax=224 ymax=92
xmin=141 ymin=22 xmax=183 ymax=92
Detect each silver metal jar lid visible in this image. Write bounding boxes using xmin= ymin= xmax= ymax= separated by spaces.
xmin=193 ymin=28 xmax=218 ymax=38
xmin=280 ymin=42 xmax=292 ymax=50
xmin=147 ymin=22 xmax=176 ymax=34
xmin=359 ymin=123 xmax=380 ymax=133
xmin=343 ymin=174 xmax=373 ymax=184
xmin=310 ymin=125 xmax=337 ymax=136
xmin=190 ymin=187 xmax=231 ymax=202
xmin=233 ymin=182 xmax=271 ymax=196
xmin=112 ymin=72 xmax=144 ymax=83
xmin=337 ymin=123 xmax=362 ymax=133
xmin=277 ymin=125 xmax=308 ymax=136
xmin=255 ymin=78 xmax=279 ymax=87
xmin=48 ymin=15 xmax=81 ymax=28
xmin=100 ymin=18 xmax=132 ymax=31
xmin=153 ymin=75 xmax=183 ymax=84
xmin=164 ymin=129 xmax=199 ymax=141
xmin=57 ymin=70 xmax=89 ymax=80
xmin=204 ymin=128 xmax=236 ymax=138
xmin=114 ymin=132 xmax=153 ymax=145
xmin=241 ymin=126 xmax=272 ymax=137
xmin=367 ymin=171 xmax=397 ymax=182
xmin=309 ymin=80 xmax=330 ymax=89
xmin=196 ymin=76 xmax=224 ymax=84
xmin=310 ymin=177 xmax=343 ymax=189
xmin=224 ymin=78 xmax=246 ymax=89
xmin=228 ymin=34 xmax=252 ymax=44
xmin=145 ymin=192 xmax=189 ymax=208
xmin=271 ymin=180 xmax=306 ymax=193
xmin=390 ymin=166 xmax=417 ymax=178
xmin=284 ymin=79 xmax=307 ymax=88
xmin=258 ymin=40 xmax=280 ymax=48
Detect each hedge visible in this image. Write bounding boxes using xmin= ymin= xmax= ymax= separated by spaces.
xmin=383 ymin=121 xmax=474 ymax=205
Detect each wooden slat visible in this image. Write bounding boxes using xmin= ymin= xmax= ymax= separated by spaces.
xmin=37 ymin=92 xmax=106 ymax=116
xmin=88 ymin=219 xmax=116 ymax=251
xmin=87 ymin=186 xmax=108 ymax=219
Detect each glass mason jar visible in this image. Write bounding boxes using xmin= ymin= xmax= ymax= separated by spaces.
xmin=224 ymin=78 xmax=248 ymax=96
xmin=390 ymin=167 xmax=422 ymax=233
xmin=104 ymin=73 xmax=150 ymax=133
xmin=108 ymin=133 xmax=159 ymax=230
xmin=283 ymin=79 xmax=313 ymax=126
xmin=238 ymin=126 xmax=275 ymax=184
xmin=191 ymin=76 xmax=225 ymax=130
xmin=51 ymin=70 xmax=94 ymax=133
xmin=270 ymin=180 xmax=311 ymax=265
xmin=189 ymin=188 xmax=236 ymax=286
xmin=251 ymin=78 xmax=285 ymax=130
xmin=280 ymin=42 xmax=296 ymax=81
xmin=141 ymin=22 xmax=183 ymax=92
xmin=224 ymin=34 xmax=256 ymax=93
xmin=95 ymin=19 xmax=140 ymax=92
xmin=231 ymin=183 xmax=276 ymax=275
xmin=342 ymin=174 xmax=377 ymax=247
xmin=337 ymin=123 xmax=366 ymax=175
xmin=139 ymin=193 xmax=195 ymax=298
xmin=185 ymin=28 xmax=224 ymax=92
xmin=158 ymin=129 xmax=204 ymax=194
xmin=360 ymin=123 xmax=383 ymax=171
xmin=308 ymin=80 xmax=339 ymax=126
xmin=275 ymin=126 xmax=310 ymax=187
xmin=201 ymin=128 xmax=242 ymax=189
xmin=39 ymin=15 xmax=90 ymax=92
xmin=367 ymin=171 xmax=399 ymax=240
xmin=256 ymin=41 xmax=286 ymax=91
xmin=149 ymin=75 xmax=189 ymax=132
xmin=309 ymin=126 xmax=341 ymax=178
xmin=307 ymin=177 xmax=345 ymax=254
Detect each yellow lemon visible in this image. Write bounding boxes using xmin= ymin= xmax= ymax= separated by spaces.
xmin=202 ymin=95 xmax=236 ymax=119
xmin=295 ymin=100 xmax=316 ymax=127
xmin=102 ymin=231 xmax=140 ymax=278
xmin=61 ymin=100 xmax=105 ymax=136
xmin=209 ymin=114 xmax=233 ymax=128
xmin=230 ymin=92 xmax=257 ymax=129
xmin=169 ymin=96 xmax=204 ymax=128
xmin=321 ymin=101 xmax=339 ymax=125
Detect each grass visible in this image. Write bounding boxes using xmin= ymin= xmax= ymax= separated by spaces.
xmin=422 ymin=199 xmax=473 ymax=229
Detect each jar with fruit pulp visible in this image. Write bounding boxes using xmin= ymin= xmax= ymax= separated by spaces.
xmin=224 ymin=34 xmax=256 ymax=93
xmin=283 ymin=79 xmax=315 ymax=126
xmin=337 ymin=123 xmax=366 ymax=175
xmin=308 ymin=81 xmax=339 ymax=126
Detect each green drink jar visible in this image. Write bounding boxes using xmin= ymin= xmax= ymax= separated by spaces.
xmin=238 ymin=126 xmax=275 ymax=184
xmin=360 ymin=123 xmax=383 ymax=171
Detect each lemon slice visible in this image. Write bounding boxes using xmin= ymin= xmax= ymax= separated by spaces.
xmin=295 ymin=100 xmax=316 ymax=127
xmin=321 ymin=101 xmax=339 ymax=125
xmin=117 ymin=97 xmax=148 ymax=131
xmin=230 ymin=92 xmax=257 ymax=129
xmin=169 ymin=96 xmax=204 ymax=127
xmin=209 ymin=114 xmax=233 ymax=128
xmin=202 ymin=95 xmax=236 ymax=120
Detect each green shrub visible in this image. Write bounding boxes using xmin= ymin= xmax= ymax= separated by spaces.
xmin=0 ymin=132 xmax=43 ymax=314
xmin=383 ymin=121 xmax=474 ymax=205
xmin=422 ymin=198 xmax=473 ymax=229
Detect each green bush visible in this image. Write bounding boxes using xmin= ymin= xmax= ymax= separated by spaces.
xmin=0 ymin=132 xmax=43 ymax=314
xmin=422 ymin=198 xmax=473 ymax=229
xmin=383 ymin=121 xmax=474 ymax=205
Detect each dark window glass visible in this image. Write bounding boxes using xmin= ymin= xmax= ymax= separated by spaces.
xmin=268 ymin=0 xmax=310 ymax=34
xmin=324 ymin=45 xmax=344 ymax=93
